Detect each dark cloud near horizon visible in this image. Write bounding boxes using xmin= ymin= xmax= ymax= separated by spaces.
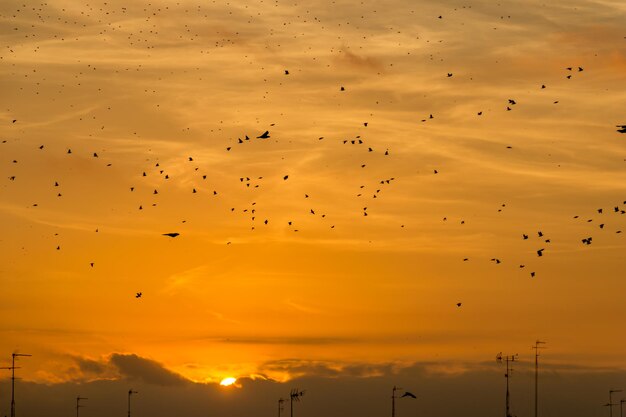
xmin=257 ymin=358 xmax=398 ymax=379
xmin=76 ymin=356 xmax=109 ymax=375
xmin=3 ymin=359 xmax=626 ymax=417
xmin=66 ymin=353 xmax=192 ymax=385
xmin=109 ymin=354 xmax=190 ymax=386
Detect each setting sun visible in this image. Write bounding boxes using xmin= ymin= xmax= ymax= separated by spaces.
xmin=220 ymin=377 xmax=237 ymax=387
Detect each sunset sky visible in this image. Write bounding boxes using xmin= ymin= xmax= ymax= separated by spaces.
xmin=0 ymin=0 xmax=625 ymax=416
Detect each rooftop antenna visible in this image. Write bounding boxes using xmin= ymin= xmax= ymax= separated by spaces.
xmin=609 ymin=390 xmax=623 ymax=417
xmin=10 ymin=353 xmax=31 ymax=417
xmin=391 ymin=385 xmax=416 ymax=417
xmin=392 ymin=386 xmax=401 ymax=417
xmin=497 ymin=352 xmax=518 ymax=417
xmin=289 ymin=388 xmax=305 ymax=417
xmin=76 ymin=396 xmax=88 ymax=417
xmin=278 ymin=398 xmax=285 ymax=417
xmin=532 ymin=340 xmax=546 ymax=417
xmin=128 ymin=389 xmax=138 ymax=417
xmin=620 ymin=399 xmax=626 ymax=417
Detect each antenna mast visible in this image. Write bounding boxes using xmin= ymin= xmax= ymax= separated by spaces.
xmin=128 ymin=389 xmax=138 ymax=417
xmin=609 ymin=390 xmax=623 ymax=417
xmin=76 ymin=396 xmax=88 ymax=417
xmin=533 ymin=340 xmax=546 ymax=417
xmin=391 ymin=385 xmax=416 ymax=417
xmin=497 ymin=352 xmax=518 ymax=417
xmin=289 ymin=388 xmax=305 ymax=417
xmin=10 ymin=353 xmax=32 ymax=417
xmin=278 ymin=398 xmax=285 ymax=417
xmin=392 ymin=386 xmax=400 ymax=417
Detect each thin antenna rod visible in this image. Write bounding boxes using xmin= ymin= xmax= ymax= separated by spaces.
xmin=533 ymin=340 xmax=546 ymax=417
xmin=76 ymin=396 xmax=88 ymax=417
xmin=278 ymin=398 xmax=285 ymax=417
xmin=10 ymin=353 xmax=32 ymax=417
xmin=609 ymin=390 xmax=623 ymax=417
xmin=289 ymin=389 xmax=305 ymax=417
xmin=497 ymin=352 xmax=518 ymax=417
xmin=128 ymin=389 xmax=138 ymax=417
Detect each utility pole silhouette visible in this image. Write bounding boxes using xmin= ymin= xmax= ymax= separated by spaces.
xmin=76 ymin=396 xmax=88 ymax=417
xmin=10 ymin=353 xmax=31 ymax=417
xmin=497 ymin=352 xmax=518 ymax=417
xmin=289 ymin=388 xmax=305 ymax=417
xmin=278 ymin=398 xmax=285 ymax=417
xmin=128 ymin=390 xmax=138 ymax=417
xmin=609 ymin=390 xmax=622 ymax=417
xmin=532 ymin=340 xmax=546 ymax=417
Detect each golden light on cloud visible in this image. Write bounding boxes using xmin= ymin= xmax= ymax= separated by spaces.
xmin=219 ymin=377 xmax=237 ymax=387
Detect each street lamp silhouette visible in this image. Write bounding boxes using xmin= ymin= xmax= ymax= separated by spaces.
xmin=10 ymin=353 xmax=31 ymax=417
xmin=76 ymin=396 xmax=88 ymax=417
xmin=128 ymin=390 xmax=138 ymax=417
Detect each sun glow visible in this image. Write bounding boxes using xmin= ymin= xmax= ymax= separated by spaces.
xmin=220 ymin=377 xmax=237 ymax=386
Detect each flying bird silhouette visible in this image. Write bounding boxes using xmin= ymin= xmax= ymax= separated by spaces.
xmin=401 ymin=392 xmax=417 ymax=399
xmin=257 ymin=131 xmax=270 ymax=139
xmin=162 ymin=233 xmax=180 ymax=238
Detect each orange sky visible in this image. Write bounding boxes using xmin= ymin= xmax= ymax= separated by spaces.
xmin=1 ymin=0 xmax=625 ymax=399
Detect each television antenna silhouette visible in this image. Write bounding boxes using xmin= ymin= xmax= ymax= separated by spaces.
xmin=10 ymin=353 xmax=32 ymax=417
xmin=277 ymin=397 xmax=286 ymax=417
xmin=76 ymin=396 xmax=88 ymax=417
xmin=128 ymin=389 xmax=139 ymax=417
xmin=609 ymin=390 xmax=623 ymax=417
xmin=497 ymin=352 xmax=518 ymax=417
xmin=289 ymin=388 xmax=305 ymax=417
xmin=532 ymin=340 xmax=546 ymax=417
xmin=391 ymin=386 xmax=416 ymax=417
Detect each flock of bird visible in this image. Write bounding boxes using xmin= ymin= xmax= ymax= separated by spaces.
xmin=0 ymin=1 xmax=624 ymax=311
